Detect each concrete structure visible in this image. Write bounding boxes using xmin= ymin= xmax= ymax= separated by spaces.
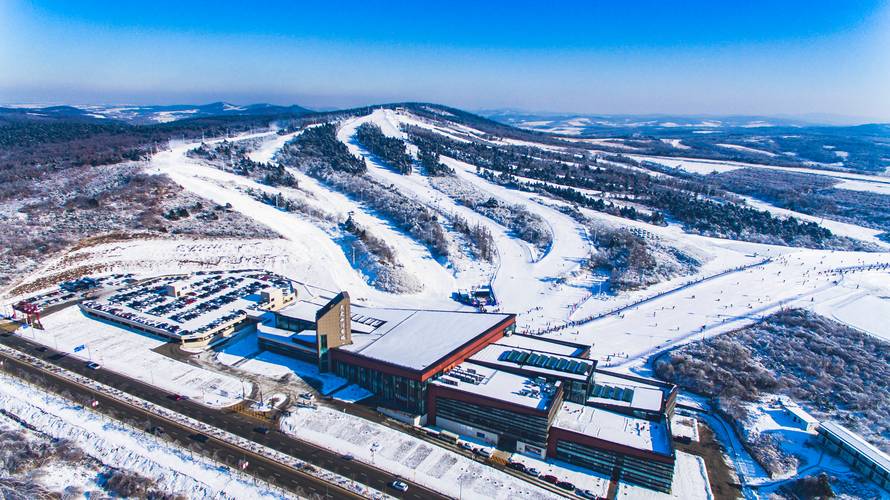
xmin=783 ymin=401 xmax=819 ymax=432
xmin=428 ymin=362 xmax=563 ymax=458
xmin=261 ymin=292 xmax=678 ymax=492
xmin=817 ymin=422 xmax=890 ymax=491
xmin=260 ymin=295 xmax=516 ymax=415
xmin=549 ymin=402 xmax=675 ymax=492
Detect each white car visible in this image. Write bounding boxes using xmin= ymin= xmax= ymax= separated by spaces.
xmin=390 ymin=480 xmax=409 ymax=492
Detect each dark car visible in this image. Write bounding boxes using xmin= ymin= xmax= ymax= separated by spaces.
xmin=169 ymin=394 xmax=189 ymax=401
xmin=253 ymin=426 xmax=270 ymax=435
xmin=35 ymin=346 xmax=48 ymax=353
xmin=189 ymin=433 xmax=209 ymax=443
xmin=556 ymin=481 xmax=576 ymax=491
xmin=146 ymin=426 xmax=165 ymax=436
xmin=506 ymin=461 xmax=527 ymax=472
xmin=541 ymin=474 xmax=559 ymax=484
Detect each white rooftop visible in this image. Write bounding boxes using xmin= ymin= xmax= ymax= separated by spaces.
xmin=553 ymin=402 xmax=672 ymax=456
xmin=494 ymin=334 xmax=586 ymax=357
xmin=590 ymin=371 xmax=664 ymax=412
xmin=819 ymin=421 xmax=890 ymax=472
xmin=784 ymin=402 xmax=819 ymax=425
xmin=469 ymin=343 xmax=593 ymax=382
xmin=431 ymin=362 xmax=560 ymax=411
xmin=277 ymin=300 xmax=512 ymax=372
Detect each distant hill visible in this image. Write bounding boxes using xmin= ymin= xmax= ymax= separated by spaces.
xmin=480 ymin=110 xmax=890 ymax=137
xmin=0 ymin=102 xmax=312 ymax=125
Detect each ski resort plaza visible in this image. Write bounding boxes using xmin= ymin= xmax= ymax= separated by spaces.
xmin=7 ymin=269 xmax=682 ymax=493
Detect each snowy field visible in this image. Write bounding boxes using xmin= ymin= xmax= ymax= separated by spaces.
xmin=151 ymin=134 xmax=461 ymax=309
xmin=280 ymin=405 xmax=560 ymax=500
xmin=634 ymin=153 xmax=890 ymax=194
xmin=548 ymin=248 xmax=890 ymax=371
xmin=738 ymin=195 xmax=889 ymax=248
xmin=0 ymin=372 xmax=290 ymax=500
xmin=32 ymin=306 xmax=249 ymax=407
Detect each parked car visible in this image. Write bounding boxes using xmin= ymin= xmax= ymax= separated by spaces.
xmin=459 ymin=442 xmax=474 ymax=451
xmin=507 ymin=461 xmax=527 ymax=472
xmin=253 ymin=426 xmax=270 ymax=435
xmin=169 ymin=394 xmax=188 ymax=401
xmin=86 ymin=362 xmax=101 ymax=370
xmin=556 ymin=481 xmax=576 ymax=491
xmin=576 ymin=489 xmax=598 ymax=499
xmin=541 ymin=474 xmax=559 ymax=484
xmin=299 ymin=392 xmax=315 ymax=400
xmin=524 ymin=467 xmax=541 ymax=477
xmin=475 ymin=448 xmax=492 ymax=458
xmin=390 ymin=480 xmax=409 ymax=492
xmin=189 ymin=433 xmax=209 ymax=443
xmin=342 ymin=453 xmax=354 ymax=460
xmin=146 ymin=426 xmax=165 ymax=436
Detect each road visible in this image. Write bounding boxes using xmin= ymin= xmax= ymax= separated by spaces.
xmin=0 ymin=327 xmax=444 ymax=500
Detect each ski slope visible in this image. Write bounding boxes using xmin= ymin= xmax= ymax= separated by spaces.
xmin=337 ymin=110 xmax=594 ymax=330
xmin=149 ymin=133 xmax=458 ymax=309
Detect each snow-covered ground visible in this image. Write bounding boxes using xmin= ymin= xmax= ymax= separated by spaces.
xmin=738 ymin=195 xmax=889 ymax=248
xmin=336 ymin=109 xmax=595 ymax=331
xmin=812 ymin=269 xmax=890 ymax=342
xmin=0 ymin=372 xmax=290 ymax=500
xmin=550 ymin=247 xmax=890 ymax=372
xmin=280 ymin=405 xmax=560 ymax=500
xmin=634 ymin=153 xmax=890 ymax=194
xmin=150 ymin=133 xmax=460 ymax=309
xmin=31 ymin=305 xmax=249 ymax=407
xmin=216 ymin=330 xmax=348 ymax=395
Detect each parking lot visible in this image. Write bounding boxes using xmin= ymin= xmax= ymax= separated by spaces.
xmin=79 ymin=270 xmax=294 ymax=342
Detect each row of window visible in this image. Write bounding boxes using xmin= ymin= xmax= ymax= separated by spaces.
xmin=435 ymin=397 xmax=551 ymax=448
xmin=555 ymin=441 xmax=674 ymax=493
xmin=333 ymin=360 xmax=428 ymax=414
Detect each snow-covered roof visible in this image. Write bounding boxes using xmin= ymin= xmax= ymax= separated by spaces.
xmin=553 ymin=402 xmax=672 ymax=456
xmin=431 ymin=362 xmax=560 ymax=411
xmin=469 ymin=343 xmax=594 ymax=382
xmin=341 ymin=307 xmax=512 ymax=371
xmin=819 ymin=422 xmax=890 ymax=472
xmin=589 ymin=371 xmax=664 ymax=412
xmin=493 ymin=334 xmax=587 ymax=357
xmin=785 ymin=402 xmax=818 ymax=425
xmin=278 ymin=300 xmax=512 ymax=372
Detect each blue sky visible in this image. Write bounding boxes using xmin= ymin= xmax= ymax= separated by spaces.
xmin=2 ymin=0 xmax=889 ymax=121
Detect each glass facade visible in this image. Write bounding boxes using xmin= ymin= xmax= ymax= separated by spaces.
xmin=555 ymin=440 xmax=674 ymax=493
xmin=275 ymin=314 xmax=314 ymax=332
xmin=435 ymin=397 xmax=552 ymax=449
xmin=564 ymin=379 xmax=590 ymax=404
xmin=332 ymin=360 xmax=428 ymax=415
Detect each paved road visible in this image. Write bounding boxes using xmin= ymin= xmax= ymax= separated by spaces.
xmin=0 ymin=328 xmax=443 ymax=500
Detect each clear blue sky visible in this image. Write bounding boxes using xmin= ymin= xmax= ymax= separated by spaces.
xmin=2 ymin=0 xmax=889 ymax=121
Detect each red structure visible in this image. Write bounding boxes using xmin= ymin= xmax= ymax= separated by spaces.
xmin=13 ymin=301 xmax=42 ymax=328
